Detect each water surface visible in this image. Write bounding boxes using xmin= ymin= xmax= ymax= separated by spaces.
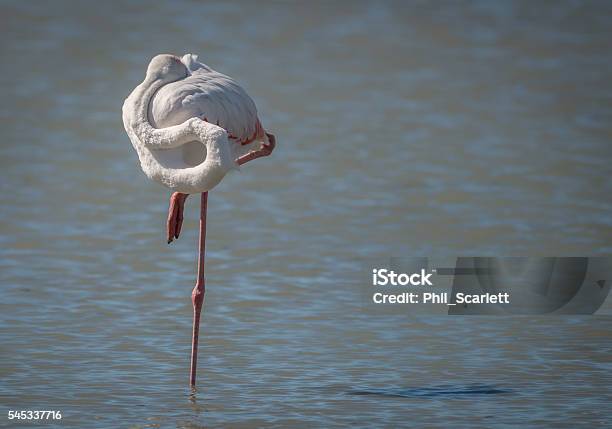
xmin=1 ymin=1 xmax=611 ymax=427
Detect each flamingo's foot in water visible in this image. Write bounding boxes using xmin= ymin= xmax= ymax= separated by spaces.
xmin=237 ymin=132 xmax=276 ymax=166
xmin=167 ymin=192 xmax=189 ymax=243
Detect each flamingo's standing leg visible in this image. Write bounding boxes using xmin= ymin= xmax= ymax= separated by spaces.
xmin=165 ymin=132 xmax=275 ymax=388
xmin=190 ymin=192 xmax=208 ymax=388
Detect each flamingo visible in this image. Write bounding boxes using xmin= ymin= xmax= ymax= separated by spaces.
xmin=122 ymin=53 xmax=276 ymax=388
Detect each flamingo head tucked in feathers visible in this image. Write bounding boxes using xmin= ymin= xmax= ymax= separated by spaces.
xmin=146 ymin=54 xmax=189 ymax=81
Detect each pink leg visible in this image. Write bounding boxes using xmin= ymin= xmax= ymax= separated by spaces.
xmin=167 ymin=192 xmax=189 ymax=243
xmin=190 ymin=192 xmax=207 ymax=388
xmin=237 ymin=133 xmax=276 ymax=166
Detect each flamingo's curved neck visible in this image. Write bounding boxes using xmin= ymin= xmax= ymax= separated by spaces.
xmin=127 ymin=75 xmax=171 ymax=136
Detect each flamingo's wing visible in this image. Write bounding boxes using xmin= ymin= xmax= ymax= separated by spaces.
xmin=149 ymin=55 xmax=264 ymax=146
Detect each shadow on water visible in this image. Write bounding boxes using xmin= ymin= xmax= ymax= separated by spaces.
xmin=348 ymin=385 xmax=509 ymax=399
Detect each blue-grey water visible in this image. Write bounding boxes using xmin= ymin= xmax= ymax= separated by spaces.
xmin=1 ymin=1 xmax=611 ymax=427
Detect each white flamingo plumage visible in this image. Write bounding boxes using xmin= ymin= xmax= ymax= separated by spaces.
xmin=123 ymin=53 xmax=274 ymax=194
xmin=122 ymin=53 xmax=276 ymax=388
